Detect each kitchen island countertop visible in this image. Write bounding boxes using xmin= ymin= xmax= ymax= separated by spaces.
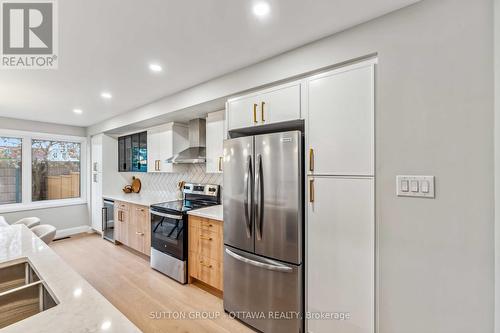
xmin=0 ymin=225 xmax=141 ymax=333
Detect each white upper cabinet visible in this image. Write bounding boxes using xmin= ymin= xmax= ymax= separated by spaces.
xmin=226 ymin=82 xmax=301 ymax=131
xmin=307 ymin=62 xmax=375 ymax=176
xmin=147 ymin=123 xmax=189 ymax=173
xmin=206 ymin=110 xmax=225 ymax=173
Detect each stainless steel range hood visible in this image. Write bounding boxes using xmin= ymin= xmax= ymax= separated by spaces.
xmin=166 ymin=119 xmax=206 ymax=164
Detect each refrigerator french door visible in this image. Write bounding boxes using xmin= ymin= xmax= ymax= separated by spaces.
xmin=223 ymin=130 xmax=303 ymax=333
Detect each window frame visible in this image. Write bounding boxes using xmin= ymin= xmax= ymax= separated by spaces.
xmin=0 ymin=134 xmax=23 ymax=206
xmin=0 ymin=129 xmax=87 ymax=213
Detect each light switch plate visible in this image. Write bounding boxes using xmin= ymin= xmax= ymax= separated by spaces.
xmin=396 ymin=175 xmax=435 ymax=198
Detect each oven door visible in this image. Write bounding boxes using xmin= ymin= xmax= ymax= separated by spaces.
xmin=150 ymin=210 xmax=186 ymax=260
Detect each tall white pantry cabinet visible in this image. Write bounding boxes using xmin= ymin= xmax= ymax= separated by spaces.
xmin=306 ymin=61 xmax=375 ymax=333
xmin=91 ymin=134 xmax=120 ymax=233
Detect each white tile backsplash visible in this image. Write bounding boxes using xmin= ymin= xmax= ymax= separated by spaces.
xmin=119 ymin=164 xmax=222 ymax=201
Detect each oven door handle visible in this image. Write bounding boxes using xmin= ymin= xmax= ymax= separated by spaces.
xmin=150 ymin=210 xmax=183 ymax=220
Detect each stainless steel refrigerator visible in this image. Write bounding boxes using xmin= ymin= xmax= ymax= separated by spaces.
xmin=223 ymin=130 xmax=303 ymax=333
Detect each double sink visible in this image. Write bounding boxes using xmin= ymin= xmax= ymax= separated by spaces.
xmin=0 ymin=258 xmax=58 ymax=329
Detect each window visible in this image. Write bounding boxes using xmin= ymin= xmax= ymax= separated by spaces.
xmin=31 ymin=139 xmax=81 ymax=201
xmin=0 ymin=137 xmax=22 ymax=205
xmin=0 ymin=130 xmax=86 ymax=212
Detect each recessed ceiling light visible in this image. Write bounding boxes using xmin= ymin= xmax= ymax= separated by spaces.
xmin=73 ymin=108 xmax=83 ymax=114
xmin=101 ymin=92 xmax=112 ymax=99
xmin=149 ymin=63 xmax=163 ymax=73
xmin=253 ymin=2 xmax=270 ymax=18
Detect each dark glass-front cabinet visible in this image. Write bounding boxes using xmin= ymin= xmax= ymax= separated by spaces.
xmin=118 ymin=131 xmax=147 ymax=172
xmin=118 ymin=136 xmax=128 ymax=172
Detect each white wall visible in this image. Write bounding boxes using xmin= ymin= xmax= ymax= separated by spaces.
xmin=0 ymin=117 xmax=89 ymax=233
xmin=0 ymin=116 xmax=86 ymax=137
xmin=1 ymin=205 xmax=88 ymax=234
xmin=88 ymin=1 xmax=494 ymax=332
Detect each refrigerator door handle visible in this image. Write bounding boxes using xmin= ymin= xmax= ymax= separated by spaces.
xmin=225 ymin=248 xmax=292 ymax=272
xmin=255 ymin=154 xmax=264 ymax=240
xmin=243 ymin=155 xmax=253 ymax=238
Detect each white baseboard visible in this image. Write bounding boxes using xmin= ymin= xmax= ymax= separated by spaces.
xmin=55 ymin=225 xmax=91 ymax=239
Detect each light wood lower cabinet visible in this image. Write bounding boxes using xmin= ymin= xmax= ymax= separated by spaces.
xmin=114 ymin=202 xmax=129 ymax=245
xmin=188 ymin=215 xmax=223 ymax=291
xmin=114 ymin=201 xmax=150 ymax=256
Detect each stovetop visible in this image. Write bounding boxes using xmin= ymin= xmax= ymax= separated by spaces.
xmin=150 ymin=183 xmax=220 ymax=215
xmin=151 ymin=199 xmax=217 ymax=215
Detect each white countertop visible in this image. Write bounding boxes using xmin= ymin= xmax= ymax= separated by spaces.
xmin=187 ymin=205 xmax=223 ymax=221
xmin=0 ymin=216 xmax=8 ymax=227
xmin=102 ymin=192 xmax=178 ymax=206
xmin=0 ymin=225 xmax=141 ymax=333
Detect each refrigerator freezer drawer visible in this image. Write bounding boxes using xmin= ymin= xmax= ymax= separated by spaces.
xmin=223 ymin=246 xmax=303 ymax=333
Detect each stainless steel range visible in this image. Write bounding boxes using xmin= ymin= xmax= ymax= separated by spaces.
xmin=150 ymin=183 xmax=220 ymax=284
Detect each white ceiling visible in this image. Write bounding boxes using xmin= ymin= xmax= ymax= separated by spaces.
xmin=0 ymin=0 xmax=420 ymax=127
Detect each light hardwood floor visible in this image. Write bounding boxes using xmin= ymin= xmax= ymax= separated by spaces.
xmin=51 ymin=233 xmax=254 ymax=333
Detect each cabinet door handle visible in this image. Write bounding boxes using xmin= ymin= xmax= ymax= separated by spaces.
xmin=253 ymin=103 xmax=258 ymax=123
xmin=261 ymin=101 xmax=265 ymax=122
xmin=309 ymin=179 xmax=315 ymax=203
xmin=218 ymin=157 xmax=223 ymax=172
xmin=136 ymin=232 xmax=144 ymax=236
xmin=200 ymin=235 xmax=213 ymax=241
xmin=309 ymin=148 xmax=314 ymax=172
